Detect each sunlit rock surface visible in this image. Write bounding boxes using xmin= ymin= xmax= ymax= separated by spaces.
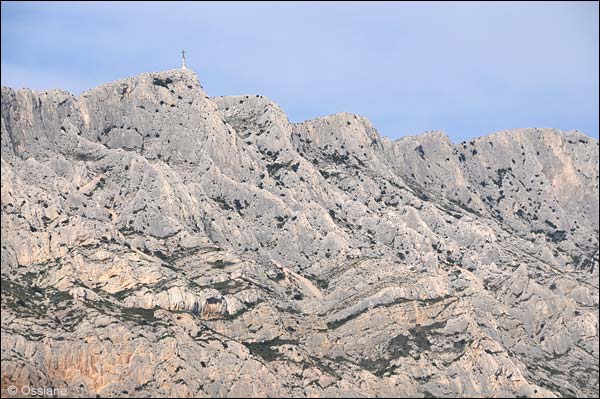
xmin=1 ymin=69 xmax=598 ymax=397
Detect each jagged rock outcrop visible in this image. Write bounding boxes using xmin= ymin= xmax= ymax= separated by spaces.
xmin=1 ymin=69 xmax=598 ymax=398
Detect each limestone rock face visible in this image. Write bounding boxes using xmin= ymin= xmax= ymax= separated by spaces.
xmin=1 ymin=69 xmax=598 ymax=398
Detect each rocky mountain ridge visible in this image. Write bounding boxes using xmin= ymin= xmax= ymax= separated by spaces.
xmin=1 ymin=68 xmax=598 ymax=397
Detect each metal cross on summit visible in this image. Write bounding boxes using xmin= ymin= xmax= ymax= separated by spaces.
xmin=181 ymin=50 xmax=187 ymax=70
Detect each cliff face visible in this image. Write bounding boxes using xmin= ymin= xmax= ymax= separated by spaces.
xmin=1 ymin=69 xmax=598 ymax=398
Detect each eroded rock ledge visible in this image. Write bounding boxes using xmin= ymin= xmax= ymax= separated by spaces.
xmin=1 ymin=69 xmax=598 ymax=397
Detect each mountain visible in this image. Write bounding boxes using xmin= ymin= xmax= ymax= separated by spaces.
xmin=1 ymin=68 xmax=598 ymax=398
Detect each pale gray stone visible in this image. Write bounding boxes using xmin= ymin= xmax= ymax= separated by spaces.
xmin=1 ymin=69 xmax=598 ymax=398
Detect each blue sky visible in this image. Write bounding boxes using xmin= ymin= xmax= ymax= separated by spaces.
xmin=1 ymin=1 xmax=598 ymax=141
